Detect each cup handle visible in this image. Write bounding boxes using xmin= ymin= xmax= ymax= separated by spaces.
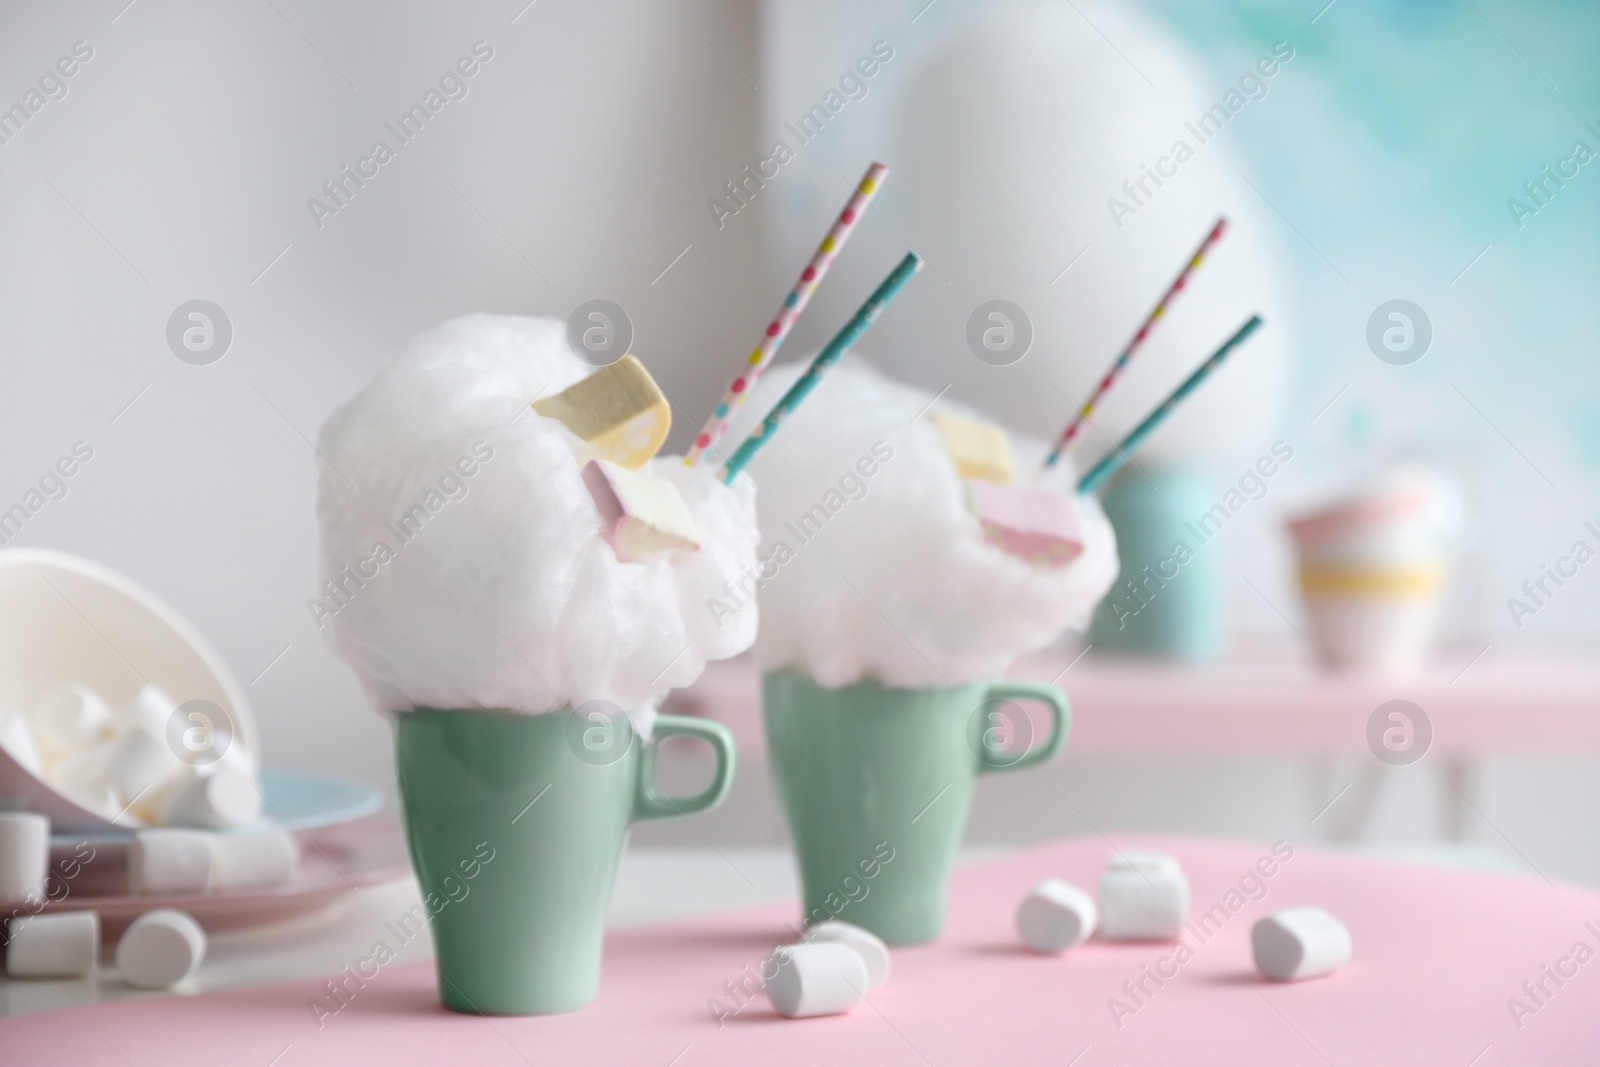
xmin=975 ymin=681 xmax=1070 ymax=775
xmin=631 ymin=714 xmax=738 ymax=823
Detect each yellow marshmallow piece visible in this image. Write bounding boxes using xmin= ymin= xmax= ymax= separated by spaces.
xmin=582 ymin=459 xmax=702 ymax=562
xmin=930 ymin=410 xmax=1013 ymax=484
xmin=533 ymin=355 xmax=671 ymax=469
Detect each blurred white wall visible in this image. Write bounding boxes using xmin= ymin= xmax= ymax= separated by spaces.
xmin=0 ymin=0 xmax=765 ymax=792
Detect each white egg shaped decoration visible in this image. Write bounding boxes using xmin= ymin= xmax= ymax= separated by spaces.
xmin=879 ymin=0 xmax=1295 ymax=464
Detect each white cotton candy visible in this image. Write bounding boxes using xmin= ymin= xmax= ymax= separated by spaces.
xmin=315 ymin=314 xmax=760 ymax=725
xmin=722 ymin=356 xmax=1118 ymax=688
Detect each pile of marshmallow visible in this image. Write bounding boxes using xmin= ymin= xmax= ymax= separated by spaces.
xmin=0 ymin=811 xmax=297 ymax=989
xmin=1016 ymin=851 xmax=1352 ymax=982
xmin=0 ymin=683 xmax=259 ymax=829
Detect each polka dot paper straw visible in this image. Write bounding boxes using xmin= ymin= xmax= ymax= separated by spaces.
xmin=1077 ymin=314 xmax=1263 ymax=496
xmin=685 ymin=162 xmax=889 ymax=467
xmin=1043 ymin=216 xmax=1228 ymax=470
xmin=720 ymin=252 xmax=922 ymax=485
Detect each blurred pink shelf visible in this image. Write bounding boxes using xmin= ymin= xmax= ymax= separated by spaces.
xmin=666 ymin=649 xmax=1600 ymax=760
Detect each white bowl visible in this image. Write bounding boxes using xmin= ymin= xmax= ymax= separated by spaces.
xmin=0 ymin=549 xmax=256 ymax=833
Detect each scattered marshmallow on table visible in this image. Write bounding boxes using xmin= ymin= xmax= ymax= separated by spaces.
xmin=806 ymin=921 xmax=890 ymax=990
xmin=766 ymin=943 xmax=868 ymax=1018
xmin=159 ymin=767 xmax=262 ymax=829
xmin=1017 ymin=879 xmax=1097 ymax=953
xmin=1252 ymin=907 xmax=1351 ymax=981
xmin=0 ymin=812 xmax=50 ymax=903
xmin=117 ymin=909 xmax=207 ymax=989
xmin=1099 ymin=851 xmax=1189 ymax=941
xmin=6 ymin=911 xmax=99 ymax=978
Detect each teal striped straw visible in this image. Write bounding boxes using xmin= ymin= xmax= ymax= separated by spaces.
xmin=721 ymin=252 xmax=922 ymax=484
xmin=1077 ymin=314 xmax=1264 ymax=495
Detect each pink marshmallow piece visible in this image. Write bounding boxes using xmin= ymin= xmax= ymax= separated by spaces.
xmin=966 ymin=480 xmax=1084 ymax=568
xmin=582 ymin=459 xmax=701 ymax=563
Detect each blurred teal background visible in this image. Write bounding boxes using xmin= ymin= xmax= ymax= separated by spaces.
xmin=1141 ymin=0 xmax=1599 ymax=648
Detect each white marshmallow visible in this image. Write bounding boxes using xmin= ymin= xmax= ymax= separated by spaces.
xmin=116 ymin=909 xmax=206 ymax=989
xmin=1017 ymin=879 xmax=1097 ymax=953
xmin=0 ymin=711 xmax=45 ymax=779
xmin=129 ymin=829 xmax=215 ymax=895
xmin=121 ymin=685 xmax=179 ymax=735
xmin=159 ymin=767 xmax=262 ymax=829
xmin=6 ymin=911 xmax=99 ymax=978
xmin=50 ymin=736 xmax=135 ymax=822
xmin=0 ymin=812 xmax=50 ymax=904
xmin=1099 ymin=852 xmax=1188 ymax=941
xmin=806 ymin=921 xmax=891 ymax=990
xmin=29 ymin=684 xmax=114 ymax=759
xmin=1107 ymin=851 xmax=1182 ymax=875
xmin=766 ymin=943 xmax=868 ymax=1019
xmin=210 ymin=828 xmax=297 ymax=889
xmin=129 ymin=828 xmax=297 ymax=894
xmin=49 ymin=734 xmax=119 ymax=792
xmin=104 ymin=726 xmax=184 ymax=813
xmin=54 ymin=777 xmax=122 ymax=820
xmin=1252 ymin=907 xmax=1351 ymax=981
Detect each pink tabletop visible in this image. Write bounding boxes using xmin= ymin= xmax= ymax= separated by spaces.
xmin=7 ymin=836 xmax=1598 ymax=1065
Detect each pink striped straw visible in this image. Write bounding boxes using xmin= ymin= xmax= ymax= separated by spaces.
xmin=684 ymin=162 xmax=889 ymax=467
xmin=1043 ymin=216 xmax=1228 ymax=470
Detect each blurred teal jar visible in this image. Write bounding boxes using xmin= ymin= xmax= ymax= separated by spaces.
xmin=1088 ymin=466 xmax=1224 ymax=662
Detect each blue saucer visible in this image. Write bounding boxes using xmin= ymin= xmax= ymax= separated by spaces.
xmin=47 ymin=770 xmax=383 ymax=844
xmin=258 ymin=770 xmax=384 ymax=830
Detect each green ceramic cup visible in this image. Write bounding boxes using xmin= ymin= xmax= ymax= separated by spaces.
xmin=763 ymin=672 xmax=1070 ymax=945
xmin=394 ymin=707 xmax=735 ymax=1015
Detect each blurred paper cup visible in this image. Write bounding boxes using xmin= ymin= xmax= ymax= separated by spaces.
xmin=1286 ymin=470 xmax=1459 ymax=677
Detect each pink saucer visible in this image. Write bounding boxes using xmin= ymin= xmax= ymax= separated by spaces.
xmin=29 ymin=812 xmax=410 ymax=941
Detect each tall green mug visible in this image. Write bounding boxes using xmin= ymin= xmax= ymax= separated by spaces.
xmin=394 ymin=707 xmax=735 ymax=1015
xmin=764 ymin=672 xmax=1070 ymax=945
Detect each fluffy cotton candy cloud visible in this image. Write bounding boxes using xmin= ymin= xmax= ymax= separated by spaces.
xmin=719 ymin=355 xmax=1117 ymax=688
xmin=314 ymin=313 xmax=759 ymax=724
